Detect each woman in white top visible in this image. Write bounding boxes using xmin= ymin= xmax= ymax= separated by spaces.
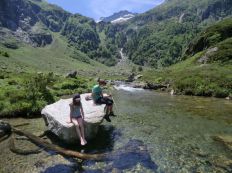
xmin=68 ymin=94 xmax=87 ymax=146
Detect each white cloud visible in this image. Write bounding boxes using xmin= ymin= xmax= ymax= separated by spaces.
xmin=89 ymin=0 xmax=164 ymax=19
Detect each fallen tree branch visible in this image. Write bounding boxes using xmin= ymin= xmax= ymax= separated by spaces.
xmin=9 ymin=134 xmax=41 ymax=155
xmin=38 ymin=130 xmax=49 ymax=138
xmin=12 ymin=127 xmax=108 ymax=161
xmin=13 ymin=123 xmax=30 ymax=127
xmin=0 ymin=133 xmax=11 ymax=143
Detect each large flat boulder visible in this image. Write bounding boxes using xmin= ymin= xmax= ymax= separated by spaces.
xmin=41 ymin=93 xmax=106 ymax=143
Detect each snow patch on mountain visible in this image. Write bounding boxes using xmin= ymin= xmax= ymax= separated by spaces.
xmin=99 ymin=10 xmax=137 ymax=23
xmin=111 ymin=14 xmax=135 ymax=23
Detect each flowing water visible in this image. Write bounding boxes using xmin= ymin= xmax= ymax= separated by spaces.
xmin=0 ymin=86 xmax=232 ymax=173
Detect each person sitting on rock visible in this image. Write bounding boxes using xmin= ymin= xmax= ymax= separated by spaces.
xmin=68 ymin=94 xmax=87 ymax=146
xmin=92 ymin=79 xmax=115 ymax=122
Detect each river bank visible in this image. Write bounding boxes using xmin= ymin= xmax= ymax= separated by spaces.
xmin=120 ymin=62 xmax=232 ymax=100
xmin=138 ymin=54 xmax=232 ymax=99
xmin=0 ymin=71 xmax=95 ymax=118
xmin=111 ymin=79 xmax=232 ymax=101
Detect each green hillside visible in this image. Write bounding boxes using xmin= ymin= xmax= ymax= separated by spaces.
xmin=104 ymin=0 xmax=232 ymax=67
xmin=0 ymin=32 xmax=106 ymax=74
xmin=1 ymin=0 xmax=232 ymax=69
xmin=142 ymin=18 xmax=232 ymax=98
xmin=0 ymin=0 xmax=120 ymax=67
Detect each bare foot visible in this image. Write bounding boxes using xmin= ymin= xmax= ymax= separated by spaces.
xmin=83 ymin=139 xmax=87 ymax=145
xmin=80 ymin=139 xmax=87 ymax=146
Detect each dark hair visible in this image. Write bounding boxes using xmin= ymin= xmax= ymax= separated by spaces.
xmin=98 ymin=79 xmax=106 ymax=85
xmin=72 ymin=94 xmax=81 ymax=105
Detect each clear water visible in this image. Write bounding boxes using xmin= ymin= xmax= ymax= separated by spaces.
xmin=0 ymin=87 xmax=232 ymax=173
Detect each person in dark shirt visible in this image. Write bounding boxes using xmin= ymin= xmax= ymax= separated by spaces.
xmin=92 ymin=79 xmax=114 ymax=122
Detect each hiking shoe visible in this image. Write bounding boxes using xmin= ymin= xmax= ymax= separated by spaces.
xmin=104 ymin=115 xmax=111 ymax=122
xmin=109 ymin=112 xmax=116 ymax=117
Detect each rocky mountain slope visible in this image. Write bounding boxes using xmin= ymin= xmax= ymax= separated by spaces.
xmin=104 ymin=0 xmax=232 ymax=67
xmin=0 ymin=0 xmax=232 ymax=69
xmin=0 ymin=0 xmax=68 ymax=46
xmin=0 ymin=0 xmax=119 ymax=66
xmin=142 ymin=18 xmax=232 ymax=98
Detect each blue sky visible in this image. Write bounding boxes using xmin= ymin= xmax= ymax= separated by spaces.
xmin=46 ymin=0 xmax=165 ymax=20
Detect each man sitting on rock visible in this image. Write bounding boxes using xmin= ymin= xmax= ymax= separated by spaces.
xmin=92 ymin=79 xmax=115 ymax=122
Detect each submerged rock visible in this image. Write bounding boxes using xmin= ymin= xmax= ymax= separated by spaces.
xmin=143 ymin=82 xmax=167 ymax=90
xmin=170 ymin=89 xmax=176 ymax=95
xmin=82 ymin=139 xmax=158 ymax=172
xmin=130 ymin=82 xmax=146 ymax=88
xmin=213 ymin=135 xmax=232 ymax=151
xmin=0 ymin=121 xmax=11 ymax=138
xmin=210 ymin=155 xmax=232 ymax=172
xmin=126 ymin=73 xmax=135 ymax=82
xmin=105 ymin=139 xmax=158 ymax=172
xmin=41 ymin=93 xmax=106 ymax=143
xmin=134 ymin=74 xmax=143 ymax=80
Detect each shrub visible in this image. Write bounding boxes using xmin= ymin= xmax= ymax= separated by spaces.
xmin=0 ymin=102 xmax=4 ymax=112
xmin=213 ymin=87 xmax=229 ymax=98
xmin=23 ymin=73 xmax=55 ymax=115
xmin=131 ymin=66 xmax=136 ymax=73
xmin=5 ymin=89 xmax=26 ymax=104
xmin=8 ymin=79 xmax=18 ymax=85
xmin=0 ymin=72 xmax=93 ymax=117
xmin=3 ymin=52 xmax=9 ymax=57
xmin=10 ymin=101 xmax=32 ymax=116
xmin=138 ymin=66 xmax=143 ymax=72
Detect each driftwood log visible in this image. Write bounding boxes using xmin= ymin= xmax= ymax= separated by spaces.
xmin=0 ymin=133 xmax=11 ymax=143
xmin=9 ymin=134 xmax=42 ymax=155
xmin=12 ymin=127 xmax=108 ymax=161
xmin=1 ymin=122 xmax=147 ymax=162
xmin=0 ymin=121 xmax=108 ymax=160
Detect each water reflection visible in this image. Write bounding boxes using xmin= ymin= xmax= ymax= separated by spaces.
xmin=43 ymin=126 xmax=158 ymax=173
xmin=82 ymin=139 xmax=158 ymax=173
xmin=42 ymin=164 xmax=79 ymax=173
xmin=45 ymin=125 xmax=119 ymax=154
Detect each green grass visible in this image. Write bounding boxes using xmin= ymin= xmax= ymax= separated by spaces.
xmin=0 ymin=71 xmax=95 ymax=118
xmin=140 ymin=18 xmax=232 ymax=98
xmin=186 ymin=18 xmax=232 ymax=55
xmin=209 ymin=37 xmax=232 ymax=63
xmin=0 ymin=33 xmax=107 ymax=74
xmin=0 ymin=31 xmax=132 ymax=117
xmin=0 ymin=29 xmax=133 ymax=81
xmin=142 ymin=52 xmax=232 ymax=98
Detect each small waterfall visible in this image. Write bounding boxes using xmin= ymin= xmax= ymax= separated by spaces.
xmin=114 ymin=84 xmax=144 ymax=92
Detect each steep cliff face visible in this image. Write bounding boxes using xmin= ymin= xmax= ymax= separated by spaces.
xmin=186 ymin=18 xmax=232 ymax=63
xmin=0 ymin=0 xmax=69 ymax=46
xmin=0 ymin=0 xmax=38 ymax=31
xmin=61 ymin=14 xmax=100 ymax=53
xmin=0 ymin=0 xmax=70 ymax=31
xmin=201 ymin=0 xmax=232 ymax=20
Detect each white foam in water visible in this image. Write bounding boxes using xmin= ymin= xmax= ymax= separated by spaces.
xmin=114 ymin=85 xmax=144 ymax=92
